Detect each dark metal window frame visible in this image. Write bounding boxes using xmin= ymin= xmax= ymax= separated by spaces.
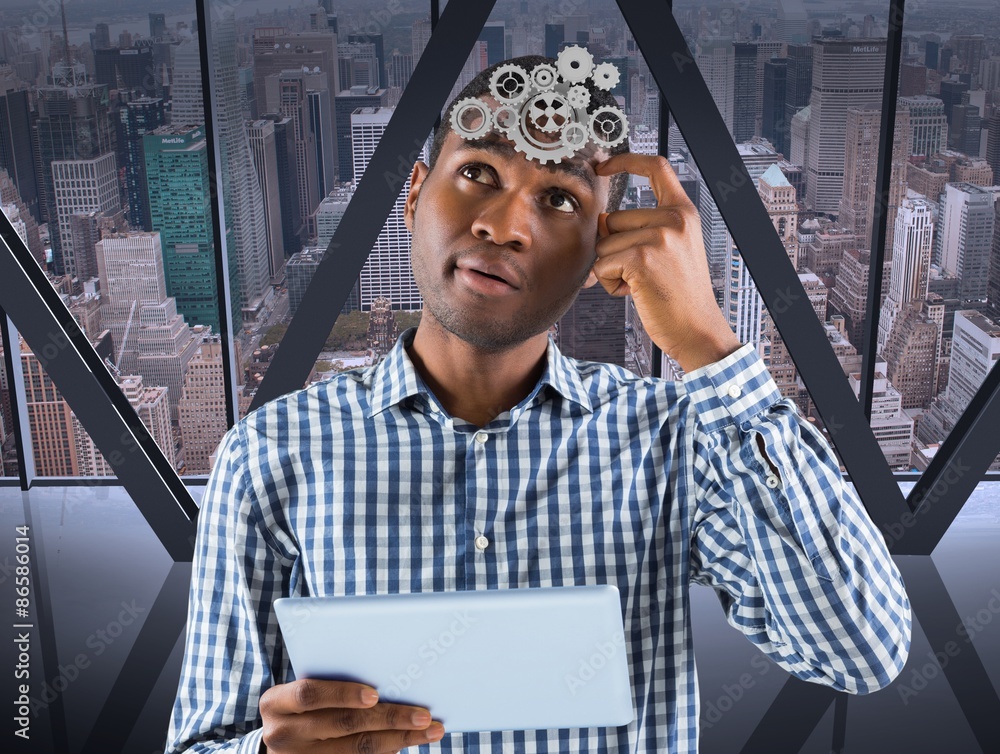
xmin=3 ymin=0 xmax=1000 ymax=750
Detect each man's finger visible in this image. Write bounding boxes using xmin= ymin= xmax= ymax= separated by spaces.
xmin=288 ymin=703 xmax=437 ymax=740
xmin=595 ymin=153 xmax=691 ymax=209
xmin=602 ymin=206 xmax=689 ymax=236
xmin=260 ymin=679 xmax=380 ymax=715
xmin=333 ymin=723 xmax=446 ymax=753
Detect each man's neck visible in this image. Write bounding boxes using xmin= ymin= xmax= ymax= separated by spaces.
xmin=406 ymin=320 xmax=550 ymax=428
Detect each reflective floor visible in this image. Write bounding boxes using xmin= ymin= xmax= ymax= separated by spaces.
xmin=1 ymin=483 xmax=997 ymax=753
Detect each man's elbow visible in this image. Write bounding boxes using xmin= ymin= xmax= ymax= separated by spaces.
xmin=838 ymin=605 xmax=912 ymax=695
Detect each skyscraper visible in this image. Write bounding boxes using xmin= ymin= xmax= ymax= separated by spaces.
xmin=334 ymin=85 xmax=388 ymax=183
xmin=351 ymin=106 xmax=423 ymax=310
xmin=899 ymin=96 xmax=948 ymax=159
xmin=95 ymin=231 xmax=201 ymax=419
xmin=51 ymin=153 xmax=121 ymax=280
xmin=478 ymin=22 xmax=506 ymax=68
xmin=348 ymin=32 xmax=385 ymax=86
xmin=783 ymin=44 xmax=813 ymax=165
xmin=247 ymin=119 xmax=285 ymax=284
xmin=697 ymin=37 xmax=734 ymax=136
xmin=733 ymin=43 xmax=758 ymax=142
xmin=34 ymin=78 xmax=116 ymax=273
xmin=762 ymin=58 xmax=788 ymax=155
xmin=939 ymin=182 xmax=998 ymax=306
xmin=144 ymin=124 xmax=234 ymax=333
xmin=119 ymin=96 xmax=166 ymax=230
xmin=878 ymin=196 xmax=934 ymax=351
xmin=176 ymin=22 xmax=272 ymax=328
xmin=265 ymin=69 xmax=321 ymax=233
xmin=178 ymin=334 xmax=229 ymax=475
xmin=0 ymin=66 xmax=37 ymax=220
xmin=806 ymin=39 xmax=885 ymax=214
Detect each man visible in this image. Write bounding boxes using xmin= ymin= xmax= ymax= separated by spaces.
xmin=167 ymin=53 xmax=910 ymax=754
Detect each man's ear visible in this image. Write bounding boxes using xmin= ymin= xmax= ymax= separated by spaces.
xmin=404 ymin=161 xmax=430 ymax=232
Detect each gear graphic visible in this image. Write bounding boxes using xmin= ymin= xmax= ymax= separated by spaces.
xmin=592 ymin=62 xmax=621 ymax=91
xmin=561 ymin=122 xmax=589 ymax=150
xmin=565 ymin=85 xmax=591 ymax=110
xmin=589 ymin=106 xmax=629 ymax=148
xmin=450 ymin=98 xmax=493 ymax=139
xmin=527 ymin=93 xmax=573 ymax=133
xmin=530 ymin=63 xmax=558 ymax=91
xmin=493 ymin=105 xmax=519 ymax=133
xmin=489 ymin=63 xmax=531 ymax=105
xmin=556 ymin=45 xmax=594 ymax=84
xmin=508 ymin=126 xmax=583 ymax=165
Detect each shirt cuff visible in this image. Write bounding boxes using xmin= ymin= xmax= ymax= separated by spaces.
xmin=239 ymin=727 xmax=265 ymax=754
xmin=680 ymin=342 xmax=785 ymax=433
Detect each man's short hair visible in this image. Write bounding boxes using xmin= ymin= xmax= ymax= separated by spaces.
xmin=428 ymin=54 xmax=630 ymax=214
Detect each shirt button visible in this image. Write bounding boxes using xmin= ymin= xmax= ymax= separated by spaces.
xmin=474 ymin=431 xmax=489 ymax=444
xmin=475 ymin=535 xmax=489 ymax=550
xmin=765 ymin=474 xmax=780 ymax=489
xmin=727 ymin=384 xmax=742 ymax=399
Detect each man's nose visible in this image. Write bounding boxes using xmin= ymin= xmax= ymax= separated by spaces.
xmin=471 ymin=193 xmax=533 ymax=249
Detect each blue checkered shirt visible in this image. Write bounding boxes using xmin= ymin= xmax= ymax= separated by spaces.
xmin=167 ymin=327 xmax=910 ymax=753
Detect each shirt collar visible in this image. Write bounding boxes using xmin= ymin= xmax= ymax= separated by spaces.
xmin=367 ymin=326 xmax=593 ymax=418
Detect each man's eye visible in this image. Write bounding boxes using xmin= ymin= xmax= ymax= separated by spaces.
xmin=546 ymin=191 xmax=578 ymax=213
xmin=460 ymin=164 xmax=494 ymax=184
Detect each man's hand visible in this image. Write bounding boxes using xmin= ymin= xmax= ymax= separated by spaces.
xmin=593 ymin=153 xmax=742 ymax=372
xmin=259 ymin=679 xmax=445 ymax=753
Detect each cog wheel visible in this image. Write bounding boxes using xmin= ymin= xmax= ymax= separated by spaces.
xmin=592 ymin=62 xmax=621 ymax=91
xmin=450 ymin=98 xmax=493 ymax=140
xmin=565 ymin=85 xmax=591 ymax=110
xmin=509 ymin=129 xmax=582 ymax=165
xmin=493 ymin=105 xmax=519 ymax=133
xmin=527 ymin=93 xmax=573 ymax=133
xmin=589 ymin=106 xmax=629 ymax=148
xmin=530 ymin=63 xmax=558 ymax=91
xmin=489 ymin=63 xmax=531 ymax=105
xmin=556 ymin=45 xmax=594 ymax=84
xmin=561 ymin=122 xmax=589 ymax=150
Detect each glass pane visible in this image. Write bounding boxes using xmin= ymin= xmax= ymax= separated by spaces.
xmin=227 ymin=0 xmax=429 ymax=414
xmin=663 ymin=4 xmax=895 ymax=471
xmin=882 ymin=2 xmax=1000 ymax=471
xmin=3 ymin=2 xmax=232 ymax=476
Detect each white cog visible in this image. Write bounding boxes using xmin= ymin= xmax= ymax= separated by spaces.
xmin=526 ymin=93 xmax=573 ymax=133
xmin=592 ymin=62 xmax=621 ymax=91
xmin=561 ymin=122 xmax=589 ymax=150
xmin=493 ymin=105 xmax=519 ymax=134
xmin=450 ymin=98 xmax=493 ymax=140
xmin=531 ymin=63 xmax=558 ymax=91
xmin=566 ymin=85 xmax=591 ymax=109
xmin=556 ymin=45 xmax=594 ymax=84
xmin=589 ymin=106 xmax=629 ymax=148
xmin=489 ymin=63 xmax=531 ymax=106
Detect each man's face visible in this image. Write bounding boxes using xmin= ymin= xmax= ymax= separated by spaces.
xmin=404 ymin=104 xmax=612 ymax=353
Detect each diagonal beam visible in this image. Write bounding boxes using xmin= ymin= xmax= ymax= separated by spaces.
xmin=249 ymin=0 xmax=500 ymax=410
xmin=0 ymin=212 xmax=196 ymax=561
xmin=739 ymin=676 xmax=836 ymax=752
xmin=858 ymin=0 xmax=905 ymax=422
xmin=613 ymin=0 xmax=909 ymax=542
xmin=81 ymin=563 xmax=192 ymax=753
xmin=744 ymin=556 xmax=1000 ymax=752
xmin=898 ymin=355 xmax=1000 ymax=554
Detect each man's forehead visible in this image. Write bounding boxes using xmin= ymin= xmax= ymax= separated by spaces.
xmin=444 ymin=129 xmax=608 ymax=194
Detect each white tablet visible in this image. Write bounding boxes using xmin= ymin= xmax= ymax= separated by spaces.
xmin=274 ymin=584 xmax=635 ymax=733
